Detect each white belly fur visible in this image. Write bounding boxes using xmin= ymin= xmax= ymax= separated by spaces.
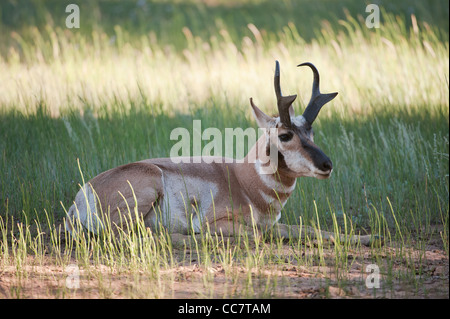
xmin=152 ymin=173 xmax=219 ymax=234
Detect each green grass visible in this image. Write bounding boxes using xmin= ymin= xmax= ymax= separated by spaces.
xmin=0 ymin=0 xmax=448 ymax=298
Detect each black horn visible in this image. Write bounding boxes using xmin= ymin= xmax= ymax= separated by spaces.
xmin=298 ymin=62 xmax=338 ymax=125
xmin=274 ymin=60 xmax=297 ymax=127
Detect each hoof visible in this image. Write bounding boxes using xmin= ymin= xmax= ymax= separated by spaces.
xmin=362 ymin=234 xmax=384 ymax=247
xmin=371 ymin=235 xmax=385 ymax=246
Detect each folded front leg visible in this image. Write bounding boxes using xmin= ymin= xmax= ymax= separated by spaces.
xmin=271 ymin=223 xmax=382 ymax=246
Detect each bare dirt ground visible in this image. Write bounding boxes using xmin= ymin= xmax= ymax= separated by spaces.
xmin=0 ymin=231 xmax=448 ymax=299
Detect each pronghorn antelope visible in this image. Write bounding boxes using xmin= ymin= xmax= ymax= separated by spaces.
xmin=66 ymin=61 xmax=377 ymax=246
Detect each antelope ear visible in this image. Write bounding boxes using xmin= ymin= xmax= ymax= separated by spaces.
xmin=288 ymin=104 xmax=295 ymax=118
xmin=250 ymin=98 xmax=272 ymax=128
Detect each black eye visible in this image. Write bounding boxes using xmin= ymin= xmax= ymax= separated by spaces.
xmin=278 ymin=132 xmax=293 ymax=142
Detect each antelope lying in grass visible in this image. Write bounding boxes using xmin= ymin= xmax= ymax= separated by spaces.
xmin=66 ymin=61 xmax=378 ymax=246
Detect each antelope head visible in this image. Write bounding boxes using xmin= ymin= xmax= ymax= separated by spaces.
xmin=250 ymin=61 xmax=337 ymax=179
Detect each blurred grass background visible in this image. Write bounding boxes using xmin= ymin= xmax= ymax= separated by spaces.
xmin=0 ymin=0 xmax=448 ymax=238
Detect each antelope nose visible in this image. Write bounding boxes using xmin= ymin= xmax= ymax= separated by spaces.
xmin=320 ymin=160 xmax=333 ymax=172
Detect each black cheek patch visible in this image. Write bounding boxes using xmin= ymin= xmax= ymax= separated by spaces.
xmin=278 ymin=151 xmax=288 ymax=169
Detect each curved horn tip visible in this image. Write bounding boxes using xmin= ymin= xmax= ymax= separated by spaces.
xmin=275 ymin=60 xmax=280 ymax=76
xmin=297 ymin=62 xmax=318 ymax=71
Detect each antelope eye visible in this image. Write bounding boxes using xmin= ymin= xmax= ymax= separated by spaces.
xmin=278 ymin=132 xmax=293 ymax=142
